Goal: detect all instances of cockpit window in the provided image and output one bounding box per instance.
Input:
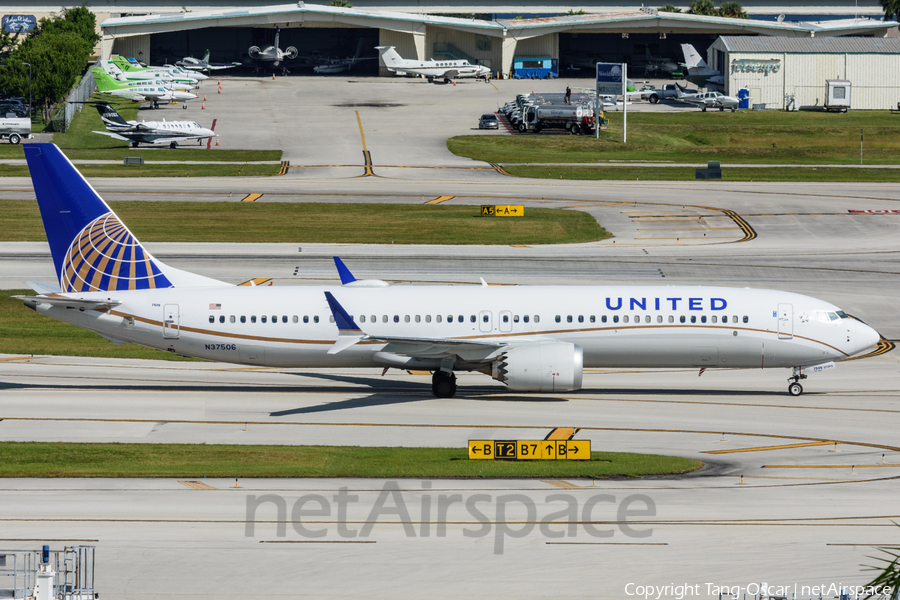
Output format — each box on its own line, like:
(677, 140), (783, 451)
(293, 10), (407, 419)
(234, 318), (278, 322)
(827, 312), (839, 321)
(836, 311), (848, 319)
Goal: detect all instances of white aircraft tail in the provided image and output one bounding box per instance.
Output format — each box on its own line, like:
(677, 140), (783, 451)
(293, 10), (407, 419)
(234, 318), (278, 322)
(201, 49), (210, 64)
(102, 61), (127, 81)
(375, 46), (404, 68)
(680, 44), (708, 70)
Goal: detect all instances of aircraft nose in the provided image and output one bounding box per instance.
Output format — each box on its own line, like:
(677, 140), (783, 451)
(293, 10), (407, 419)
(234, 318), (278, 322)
(854, 321), (881, 354)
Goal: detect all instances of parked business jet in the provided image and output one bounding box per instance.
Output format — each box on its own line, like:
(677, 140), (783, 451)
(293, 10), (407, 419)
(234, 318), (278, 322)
(91, 102), (217, 148)
(376, 46), (491, 82)
(17, 144), (881, 398)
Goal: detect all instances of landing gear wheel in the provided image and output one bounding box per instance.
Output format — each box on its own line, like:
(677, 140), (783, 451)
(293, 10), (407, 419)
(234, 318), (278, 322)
(131, 141), (139, 148)
(183, 104), (187, 110)
(170, 142), (178, 149)
(719, 106), (724, 111)
(432, 371), (457, 398)
(788, 382), (803, 396)
(702, 107), (707, 112)
(731, 107), (736, 112)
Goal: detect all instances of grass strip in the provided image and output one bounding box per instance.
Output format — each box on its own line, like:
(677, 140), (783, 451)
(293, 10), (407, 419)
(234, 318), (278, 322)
(0, 442), (702, 478)
(1, 290), (198, 360)
(4, 95), (281, 162)
(448, 110), (900, 166)
(0, 163), (281, 178)
(504, 165), (900, 182)
(1, 201), (608, 245)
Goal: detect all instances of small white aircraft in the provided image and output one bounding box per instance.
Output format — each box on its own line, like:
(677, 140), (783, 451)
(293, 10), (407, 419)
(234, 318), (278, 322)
(376, 46), (491, 82)
(15, 143), (883, 399)
(176, 49), (240, 74)
(680, 44), (725, 90)
(675, 83), (741, 112)
(248, 26), (298, 73)
(100, 61), (197, 92)
(91, 101), (217, 149)
(91, 67), (197, 109)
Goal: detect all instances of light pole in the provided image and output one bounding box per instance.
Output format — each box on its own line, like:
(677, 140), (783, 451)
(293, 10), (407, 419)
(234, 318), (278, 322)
(21, 62), (31, 119)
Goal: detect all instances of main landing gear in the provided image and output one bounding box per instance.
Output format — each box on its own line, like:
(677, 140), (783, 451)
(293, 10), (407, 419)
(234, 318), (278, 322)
(788, 371), (808, 396)
(432, 370), (457, 398)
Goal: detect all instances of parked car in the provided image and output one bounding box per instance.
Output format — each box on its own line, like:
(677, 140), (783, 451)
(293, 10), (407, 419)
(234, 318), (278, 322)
(479, 113), (499, 129)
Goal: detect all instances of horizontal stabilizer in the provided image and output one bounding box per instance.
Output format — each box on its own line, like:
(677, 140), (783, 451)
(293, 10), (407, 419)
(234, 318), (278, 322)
(13, 295), (122, 311)
(27, 281), (61, 294)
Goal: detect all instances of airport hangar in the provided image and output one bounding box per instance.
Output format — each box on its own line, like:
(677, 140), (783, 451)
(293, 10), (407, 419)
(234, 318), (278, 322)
(91, 4), (897, 79)
(710, 36), (900, 109)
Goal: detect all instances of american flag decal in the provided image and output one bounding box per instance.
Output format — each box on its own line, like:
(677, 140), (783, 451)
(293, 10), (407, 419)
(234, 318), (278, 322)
(210, 303), (221, 310)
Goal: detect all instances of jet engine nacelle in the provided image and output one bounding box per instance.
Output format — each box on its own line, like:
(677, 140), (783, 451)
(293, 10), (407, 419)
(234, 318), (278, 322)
(492, 341), (583, 392)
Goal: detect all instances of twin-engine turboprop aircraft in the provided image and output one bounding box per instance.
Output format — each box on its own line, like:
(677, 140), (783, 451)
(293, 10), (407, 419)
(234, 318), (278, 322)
(376, 46), (491, 82)
(16, 144), (881, 398)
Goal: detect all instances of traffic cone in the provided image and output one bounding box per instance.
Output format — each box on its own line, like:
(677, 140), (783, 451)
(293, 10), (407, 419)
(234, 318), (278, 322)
(201, 103), (205, 109)
(215, 138), (219, 146)
(272, 73), (275, 80)
(203, 95), (207, 101)
(217, 79), (220, 85)
(218, 87), (221, 94)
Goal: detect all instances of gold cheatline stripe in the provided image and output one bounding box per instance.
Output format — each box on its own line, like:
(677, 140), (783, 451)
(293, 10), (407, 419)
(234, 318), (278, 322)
(241, 193), (263, 202)
(705, 441), (835, 454)
(425, 196), (454, 204)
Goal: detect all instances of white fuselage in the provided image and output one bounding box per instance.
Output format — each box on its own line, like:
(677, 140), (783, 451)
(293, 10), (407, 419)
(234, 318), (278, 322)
(35, 285), (876, 370)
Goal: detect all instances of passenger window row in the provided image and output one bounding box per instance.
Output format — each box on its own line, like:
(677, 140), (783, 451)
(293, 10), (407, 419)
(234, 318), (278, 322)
(207, 313), (749, 326)
(554, 314), (750, 324)
(208, 314), (544, 325)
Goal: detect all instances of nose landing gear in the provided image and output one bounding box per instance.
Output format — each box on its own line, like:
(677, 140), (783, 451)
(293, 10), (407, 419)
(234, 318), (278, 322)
(788, 370), (808, 396)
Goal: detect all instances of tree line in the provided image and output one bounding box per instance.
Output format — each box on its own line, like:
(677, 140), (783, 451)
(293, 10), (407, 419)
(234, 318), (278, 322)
(0, 5), (99, 122)
(659, 1), (749, 18)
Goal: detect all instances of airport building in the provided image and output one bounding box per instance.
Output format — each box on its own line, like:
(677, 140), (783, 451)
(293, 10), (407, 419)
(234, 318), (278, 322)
(709, 36), (900, 109)
(86, 4), (897, 79)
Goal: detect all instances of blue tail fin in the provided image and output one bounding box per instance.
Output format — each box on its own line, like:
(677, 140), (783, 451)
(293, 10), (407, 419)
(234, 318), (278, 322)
(24, 143), (174, 293)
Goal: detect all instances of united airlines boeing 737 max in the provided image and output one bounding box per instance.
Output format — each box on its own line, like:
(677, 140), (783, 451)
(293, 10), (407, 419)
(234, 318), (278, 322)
(16, 144), (880, 398)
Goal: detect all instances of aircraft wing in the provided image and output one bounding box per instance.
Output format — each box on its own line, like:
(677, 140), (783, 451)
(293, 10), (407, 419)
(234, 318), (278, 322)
(92, 130), (132, 142)
(323, 291), (506, 359)
(145, 135), (215, 145)
(365, 335), (505, 359)
(105, 90), (146, 101)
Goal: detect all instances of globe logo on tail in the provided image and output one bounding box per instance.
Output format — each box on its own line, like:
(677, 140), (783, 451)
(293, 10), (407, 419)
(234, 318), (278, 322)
(61, 212), (172, 292)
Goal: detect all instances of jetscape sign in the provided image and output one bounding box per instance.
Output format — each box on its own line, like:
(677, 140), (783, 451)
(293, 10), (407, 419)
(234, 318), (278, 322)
(731, 58), (781, 75)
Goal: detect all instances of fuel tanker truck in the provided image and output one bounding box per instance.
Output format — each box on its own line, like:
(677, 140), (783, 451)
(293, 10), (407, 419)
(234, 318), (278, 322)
(516, 103), (605, 135)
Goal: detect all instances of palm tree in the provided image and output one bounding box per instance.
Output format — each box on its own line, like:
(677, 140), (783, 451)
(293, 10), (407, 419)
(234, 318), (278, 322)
(659, 4), (683, 12)
(718, 1), (749, 18)
(879, 0), (900, 21)
(689, 0), (717, 15)
(328, 0), (353, 7)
